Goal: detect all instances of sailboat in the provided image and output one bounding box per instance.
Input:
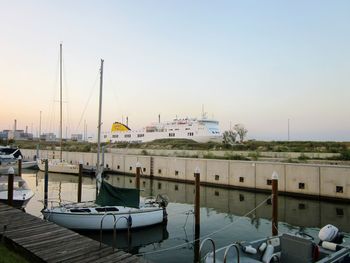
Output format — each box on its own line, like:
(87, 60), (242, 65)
(0, 147), (37, 174)
(0, 168), (34, 208)
(37, 44), (79, 175)
(42, 59), (168, 230)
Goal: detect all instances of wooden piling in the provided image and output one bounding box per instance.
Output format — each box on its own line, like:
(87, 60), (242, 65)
(150, 157), (154, 178)
(194, 167), (200, 263)
(18, 157), (22, 177)
(135, 162), (141, 190)
(44, 159), (49, 209)
(78, 163), (83, 202)
(7, 168), (14, 206)
(272, 171), (279, 236)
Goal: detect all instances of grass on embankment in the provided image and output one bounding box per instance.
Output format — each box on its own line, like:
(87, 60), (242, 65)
(2, 138), (350, 161)
(0, 244), (28, 263)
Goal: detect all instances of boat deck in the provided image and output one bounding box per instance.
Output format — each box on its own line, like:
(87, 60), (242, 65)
(0, 203), (148, 262)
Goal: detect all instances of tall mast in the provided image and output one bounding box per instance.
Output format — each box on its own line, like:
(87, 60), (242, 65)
(59, 43), (63, 161)
(96, 59), (104, 179)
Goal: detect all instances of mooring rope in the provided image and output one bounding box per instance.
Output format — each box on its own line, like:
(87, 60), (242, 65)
(135, 194), (273, 257)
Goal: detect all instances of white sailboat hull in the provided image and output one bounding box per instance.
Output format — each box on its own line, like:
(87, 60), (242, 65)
(0, 176), (34, 208)
(42, 206), (165, 230)
(0, 189), (34, 208)
(37, 159), (79, 174)
(0, 161), (37, 174)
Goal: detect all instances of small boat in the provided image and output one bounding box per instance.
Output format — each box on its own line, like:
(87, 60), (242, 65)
(42, 180), (168, 230)
(0, 146), (22, 163)
(0, 160), (37, 174)
(0, 174), (34, 209)
(37, 159), (79, 174)
(202, 224), (350, 263)
(0, 147), (37, 174)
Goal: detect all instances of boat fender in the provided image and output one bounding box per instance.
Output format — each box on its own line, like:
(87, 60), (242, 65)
(243, 245), (257, 254)
(321, 241), (340, 251)
(259, 242), (267, 252)
(128, 215), (132, 227)
(262, 244), (274, 263)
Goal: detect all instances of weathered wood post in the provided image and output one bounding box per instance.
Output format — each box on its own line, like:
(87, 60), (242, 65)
(272, 171), (279, 236)
(18, 155), (22, 177)
(7, 167), (14, 206)
(194, 167), (201, 263)
(150, 156), (154, 178)
(135, 162), (141, 190)
(44, 159), (49, 209)
(78, 163), (83, 202)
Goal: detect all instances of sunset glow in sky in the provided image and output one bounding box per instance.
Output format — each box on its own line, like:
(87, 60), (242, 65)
(1, 1), (349, 141)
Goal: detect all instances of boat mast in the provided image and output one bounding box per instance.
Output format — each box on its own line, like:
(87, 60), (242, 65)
(96, 59), (104, 194)
(59, 43), (63, 161)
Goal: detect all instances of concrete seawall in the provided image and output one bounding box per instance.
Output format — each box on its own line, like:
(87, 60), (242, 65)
(22, 149), (350, 200)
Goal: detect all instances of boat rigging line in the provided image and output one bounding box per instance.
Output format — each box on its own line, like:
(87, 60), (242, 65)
(74, 70), (100, 133)
(135, 194), (273, 257)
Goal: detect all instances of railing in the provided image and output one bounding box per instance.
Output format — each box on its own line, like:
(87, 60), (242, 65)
(223, 243), (240, 263)
(199, 238), (216, 263)
(100, 213), (132, 251)
(99, 213), (116, 248)
(112, 216), (131, 251)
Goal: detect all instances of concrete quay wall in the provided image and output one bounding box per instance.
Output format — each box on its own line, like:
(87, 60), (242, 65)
(109, 148), (340, 159)
(22, 149), (350, 200)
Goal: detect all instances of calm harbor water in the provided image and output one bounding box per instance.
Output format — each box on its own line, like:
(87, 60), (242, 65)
(22, 170), (350, 263)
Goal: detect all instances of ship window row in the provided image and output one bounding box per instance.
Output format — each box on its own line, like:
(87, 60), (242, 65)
(187, 132), (194, 136)
(124, 134), (131, 138)
(112, 135), (119, 138)
(169, 133), (175, 137)
(137, 134), (144, 137)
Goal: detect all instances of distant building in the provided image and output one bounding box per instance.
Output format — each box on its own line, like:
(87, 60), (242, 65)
(40, 133), (57, 142)
(0, 131), (7, 140)
(0, 129), (33, 141)
(71, 134), (83, 142)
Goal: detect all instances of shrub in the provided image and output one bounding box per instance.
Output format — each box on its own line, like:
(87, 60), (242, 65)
(298, 154), (310, 161)
(248, 151), (260, 161)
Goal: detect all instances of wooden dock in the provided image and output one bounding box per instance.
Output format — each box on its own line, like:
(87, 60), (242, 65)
(0, 203), (146, 262)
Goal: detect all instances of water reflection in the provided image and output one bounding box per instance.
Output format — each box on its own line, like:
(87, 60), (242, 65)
(106, 174), (350, 233)
(21, 171), (350, 263)
(28, 171), (350, 233)
(79, 223), (169, 254)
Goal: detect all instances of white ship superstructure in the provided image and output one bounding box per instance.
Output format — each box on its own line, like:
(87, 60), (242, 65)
(106, 117), (222, 143)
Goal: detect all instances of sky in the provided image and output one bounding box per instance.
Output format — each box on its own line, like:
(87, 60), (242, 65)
(0, 0), (349, 141)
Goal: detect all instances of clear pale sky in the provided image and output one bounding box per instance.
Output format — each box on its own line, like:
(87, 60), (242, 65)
(1, 1), (349, 141)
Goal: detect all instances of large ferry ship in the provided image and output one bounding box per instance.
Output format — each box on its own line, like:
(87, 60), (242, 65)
(105, 117), (222, 143)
